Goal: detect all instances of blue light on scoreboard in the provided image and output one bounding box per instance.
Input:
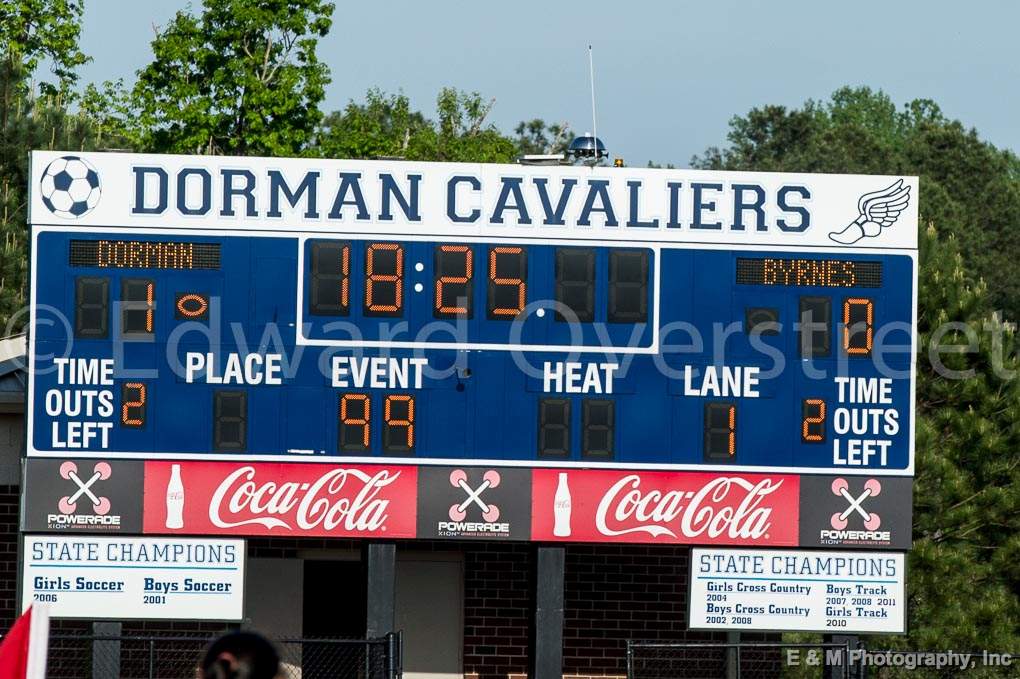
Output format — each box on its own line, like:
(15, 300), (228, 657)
(29, 231), (913, 471)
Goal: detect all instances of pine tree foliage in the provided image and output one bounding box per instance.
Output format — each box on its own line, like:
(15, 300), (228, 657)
(0, 65), (126, 333)
(902, 225), (1020, 652)
(0, 0), (112, 333)
(693, 87), (1020, 313)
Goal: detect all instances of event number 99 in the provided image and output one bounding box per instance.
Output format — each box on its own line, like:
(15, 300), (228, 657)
(338, 393), (415, 453)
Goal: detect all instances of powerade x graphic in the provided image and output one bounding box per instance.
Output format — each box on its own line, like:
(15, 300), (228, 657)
(830, 477), (882, 530)
(26, 152), (918, 475)
(58, 461), (112, 515)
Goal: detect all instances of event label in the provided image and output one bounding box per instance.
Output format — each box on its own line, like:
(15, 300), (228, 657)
(688, 548), (905, 633)
(22, 535), (245, 620)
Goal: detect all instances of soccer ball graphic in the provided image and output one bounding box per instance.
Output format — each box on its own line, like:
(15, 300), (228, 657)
(39, 156), (101, 218)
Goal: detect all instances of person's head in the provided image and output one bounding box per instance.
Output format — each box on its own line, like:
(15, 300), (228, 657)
(199, 631), (280, 679)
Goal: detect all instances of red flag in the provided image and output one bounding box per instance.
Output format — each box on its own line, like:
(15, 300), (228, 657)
(0, 605), (49, 679)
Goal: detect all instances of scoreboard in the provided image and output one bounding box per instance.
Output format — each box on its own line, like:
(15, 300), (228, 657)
(26, 152), (918, 475)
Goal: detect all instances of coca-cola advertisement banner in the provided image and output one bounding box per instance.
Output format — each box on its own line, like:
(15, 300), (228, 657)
(531, 469), (800, 546)
(142, 462), (417, 538)
(21, 461), (903, 548)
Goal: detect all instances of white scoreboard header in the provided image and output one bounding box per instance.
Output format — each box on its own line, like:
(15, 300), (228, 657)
(29, 151), (918, 250)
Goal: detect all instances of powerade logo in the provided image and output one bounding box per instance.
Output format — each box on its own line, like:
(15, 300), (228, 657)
(45, 461), (123, 531)
(438, 521), (510, 535)
(438, 470), (511, 538)
(819, 478), (892, 546)
(46, 514), (121, 527)
(820, 529), (891, 544)
(416, 467), (532, 540)
(23, 459), (144, 534)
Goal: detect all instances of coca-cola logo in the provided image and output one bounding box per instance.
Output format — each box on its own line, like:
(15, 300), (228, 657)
(595, 475), (783, 540)
(209, 466), (401, 532)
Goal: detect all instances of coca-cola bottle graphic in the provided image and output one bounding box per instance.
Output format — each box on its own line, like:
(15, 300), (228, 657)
(165, 464), (184, 529)
(553, 472), (572, 537)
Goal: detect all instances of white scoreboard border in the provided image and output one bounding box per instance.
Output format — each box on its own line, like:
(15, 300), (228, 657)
(26, 224), (918, 476)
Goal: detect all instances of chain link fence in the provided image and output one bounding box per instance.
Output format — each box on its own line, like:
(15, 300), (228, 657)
(627, 641), (855, 679)
(46, 630), (402, 679)
(628, 642), (1020, 679)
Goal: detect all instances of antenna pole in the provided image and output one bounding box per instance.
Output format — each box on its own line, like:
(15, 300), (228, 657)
(588, 45), (598, 156)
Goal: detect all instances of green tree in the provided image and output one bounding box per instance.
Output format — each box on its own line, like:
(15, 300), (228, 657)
(0, 78), (124, 331)
(314, 88), (518, 163)
(314, 89), (431, 160)
(514, 118), (572, 156)
(904, 225), (1020, 654)
(132, 0), (333, 155)
(0, 0), (106, 331)
(782, 227), (1020, 677)
(0, 0), (88, 103)
(693, 87), (1020, 313)
(701, 90), (1020, 662)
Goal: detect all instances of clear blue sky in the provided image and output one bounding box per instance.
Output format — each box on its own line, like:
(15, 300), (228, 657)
(75, 0), (1019, 166)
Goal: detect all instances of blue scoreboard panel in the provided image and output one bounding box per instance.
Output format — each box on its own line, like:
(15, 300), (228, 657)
(27, 153), (918, 475)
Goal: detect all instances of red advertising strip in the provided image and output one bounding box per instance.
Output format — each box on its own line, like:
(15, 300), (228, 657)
(531, 469), (800, 545)
(143, 461), (417, 538)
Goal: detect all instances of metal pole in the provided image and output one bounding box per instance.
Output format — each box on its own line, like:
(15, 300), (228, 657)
(625, 640), (633, 679)
(725, 631), (740, 679)
(91, 622), (121, 679)
(824, 635), (859, 679)
(382, 632), (392, 679)
(365, 542), (397, 638)
(148, 639), (155, 679)
(531, 546), (565, 679)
